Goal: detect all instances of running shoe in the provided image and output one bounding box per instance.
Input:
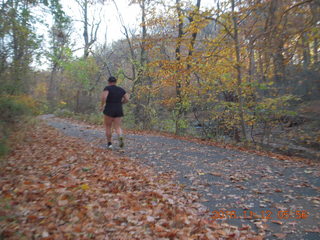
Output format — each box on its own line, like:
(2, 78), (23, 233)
(107, 142), (113, 149)
(119, 136), (124, 148)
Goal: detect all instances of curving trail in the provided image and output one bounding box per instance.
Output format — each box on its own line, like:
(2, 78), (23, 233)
(43, 115), (320, 240)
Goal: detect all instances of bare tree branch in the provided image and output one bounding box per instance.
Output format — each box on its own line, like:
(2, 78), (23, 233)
(283, 0), (313, 14)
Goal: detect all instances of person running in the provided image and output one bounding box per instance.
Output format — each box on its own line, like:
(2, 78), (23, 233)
(100, 76), (129, 149)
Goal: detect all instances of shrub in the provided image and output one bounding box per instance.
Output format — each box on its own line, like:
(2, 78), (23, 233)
(54, 109), (104, 125)
(86, 113), (103, 125)
(54, 108), (75, 118)
(0, 95), (38, 124)
(0, 95), (37, 157)
(0, 122), (9, 157)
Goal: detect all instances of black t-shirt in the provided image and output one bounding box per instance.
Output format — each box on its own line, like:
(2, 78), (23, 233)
(103, 85), (126, 104)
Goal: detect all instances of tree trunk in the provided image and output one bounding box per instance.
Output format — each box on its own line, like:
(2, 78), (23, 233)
(310, 1), (320, 65)
(273, 39), (285, 83)
(248, 39), (256, 83)
(124, 0), (151, 128)
(47, 64), (58, 110)
(231, 0), (247, 141)
(175, 0), (185, 135)
(314, 38), (319, 64)
(83, 0), (89, 58)
(186, 0), (201, 82)
(140, 0), (147, 66)
(302, 32), (311, 69)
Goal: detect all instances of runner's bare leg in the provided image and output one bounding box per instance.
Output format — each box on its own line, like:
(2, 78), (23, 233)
(104, 115), (113, 143)
(113, 117), (123, 137)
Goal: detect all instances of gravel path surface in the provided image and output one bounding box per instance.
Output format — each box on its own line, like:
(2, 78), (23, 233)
(42, 115), (320, 240)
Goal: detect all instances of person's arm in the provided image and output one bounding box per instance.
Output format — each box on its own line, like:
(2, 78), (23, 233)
(122, 93), (129, 104)
(100, 90), (108, 112)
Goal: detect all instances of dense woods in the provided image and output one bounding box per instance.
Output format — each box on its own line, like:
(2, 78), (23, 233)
(1, 0), (319, 158)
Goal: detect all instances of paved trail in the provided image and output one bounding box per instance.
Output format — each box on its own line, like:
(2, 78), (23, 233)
(43, 115), (320, 240)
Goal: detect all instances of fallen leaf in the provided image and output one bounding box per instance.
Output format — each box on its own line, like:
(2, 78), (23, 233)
(273, 233), (286, 238)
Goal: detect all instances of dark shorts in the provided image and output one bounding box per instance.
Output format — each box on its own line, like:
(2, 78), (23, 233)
(103, 103), (124, 118)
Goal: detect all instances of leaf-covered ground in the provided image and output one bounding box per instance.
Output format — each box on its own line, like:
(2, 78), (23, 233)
(0, 122), (260, 239)
(43, 115), (320, 240)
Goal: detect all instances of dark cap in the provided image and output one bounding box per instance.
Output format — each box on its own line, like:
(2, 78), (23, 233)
(108, 76), (117, 83)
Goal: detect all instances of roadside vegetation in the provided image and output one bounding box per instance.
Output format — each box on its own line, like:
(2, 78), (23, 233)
(1, 0), (319, 160)
(0, 95), (38, 158)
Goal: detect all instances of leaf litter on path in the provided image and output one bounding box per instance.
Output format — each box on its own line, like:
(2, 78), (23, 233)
(42, 116), (320, 239)
(0, 123), (260, 239)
